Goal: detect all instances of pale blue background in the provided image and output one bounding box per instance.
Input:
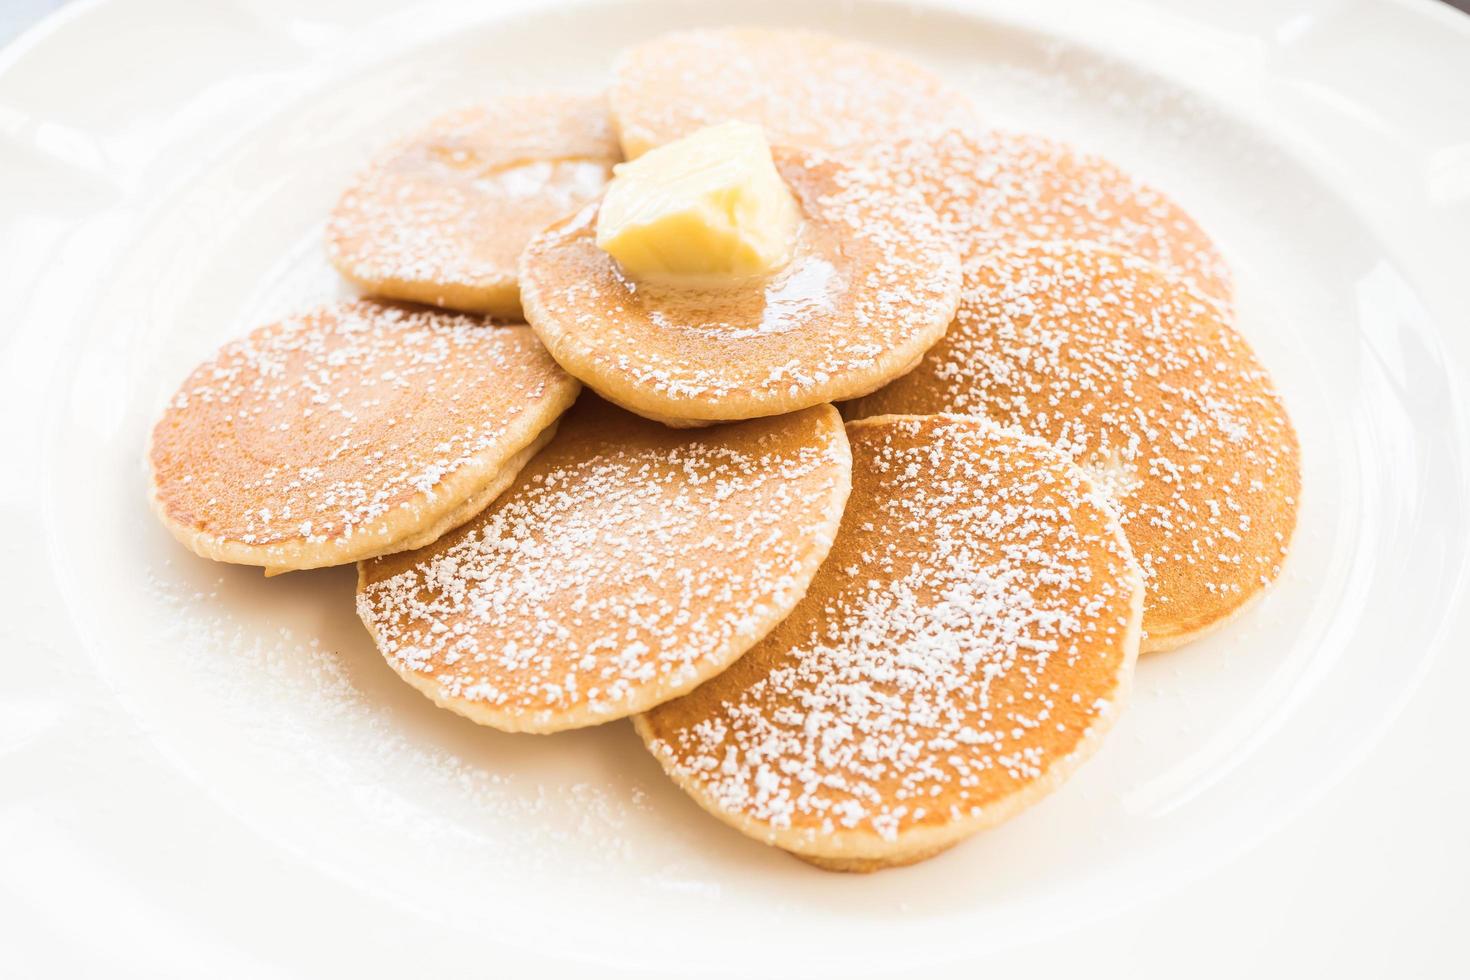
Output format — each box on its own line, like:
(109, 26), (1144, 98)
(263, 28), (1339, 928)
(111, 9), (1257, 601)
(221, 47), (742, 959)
(2, 0), (66, 46)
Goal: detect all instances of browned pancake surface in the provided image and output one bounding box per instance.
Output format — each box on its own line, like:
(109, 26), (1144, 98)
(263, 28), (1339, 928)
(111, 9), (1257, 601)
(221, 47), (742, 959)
(149, 300), (579, 570)
(637, 415), (1142, 868)
(326, 92), (621, 318)
(878, 128), (1233, 307)
(519, 146), (959, 424)
(609, 28), (980, 161)
(356, 398), (852, 732)
(846, 245), (1299, 650)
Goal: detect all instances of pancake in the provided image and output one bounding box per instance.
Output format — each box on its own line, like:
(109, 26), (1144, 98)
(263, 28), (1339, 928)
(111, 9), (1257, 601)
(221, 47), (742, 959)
(326, 91), (621, 319)
(608, 28), (980, 163)
(845, 244), (1299, 652)
(878, 128), (1233, 308)
(148, 300), (579, 573)
(518, 145), (960, 425)
(355, 397), (852, 733)
(635, 414), (1143, 871)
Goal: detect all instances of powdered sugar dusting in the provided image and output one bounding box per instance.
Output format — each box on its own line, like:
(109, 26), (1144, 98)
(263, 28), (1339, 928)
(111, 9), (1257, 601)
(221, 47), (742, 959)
(609, 28), (981, 161)
(642, 416), (1140, 844)
(150, 300), (574, 553)
(140, 565), (657, 873)
(876, 128), (1233, 306)
(326, 93), (620, 311)
(848, 244), (1299, 637)
(357, 402), (851, 727)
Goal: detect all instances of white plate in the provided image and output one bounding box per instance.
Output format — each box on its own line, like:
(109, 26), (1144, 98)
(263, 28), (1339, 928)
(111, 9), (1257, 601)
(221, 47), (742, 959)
(3, 1), (1468, 976)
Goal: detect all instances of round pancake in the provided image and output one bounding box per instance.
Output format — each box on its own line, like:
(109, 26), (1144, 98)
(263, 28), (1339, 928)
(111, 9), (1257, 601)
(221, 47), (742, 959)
(355, 398), (852, 733)
(608, 28), (980, 163)
(326, 91), (621, 319)
(878, 128), (1233, 308)
(518, 145), (960, 425)
(149, 300), (580, 573)
(845, 244), (1299, 652)
(635, 414), (1143, 871)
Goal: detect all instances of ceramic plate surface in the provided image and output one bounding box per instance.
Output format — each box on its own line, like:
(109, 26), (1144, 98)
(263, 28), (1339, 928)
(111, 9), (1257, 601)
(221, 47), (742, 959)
(2, 1), (1468, 976)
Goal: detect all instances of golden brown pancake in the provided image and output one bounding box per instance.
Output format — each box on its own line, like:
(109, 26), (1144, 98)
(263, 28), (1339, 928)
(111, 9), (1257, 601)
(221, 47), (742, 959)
(518, 146), (960, 425)
(608, 28), (980, 162)
(636, 414), (1143, 871)
(326, 91), (621, 319)
(878, 128), (1233, 308)
(355, 397), (852, 733)
(845, 244), (1299, 652)
(148, 300), (579, 572)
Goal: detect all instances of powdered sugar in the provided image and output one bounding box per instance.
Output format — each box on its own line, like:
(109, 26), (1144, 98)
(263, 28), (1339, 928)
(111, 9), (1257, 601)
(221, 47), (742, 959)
(847, 244), (1298, 639)
(876, 128), (1234, 307)
(609, 28), (981, 161)
(642, 416), (1140, 844)
(326, 93), (620, 313)
(150, 300), (573, 554)
(357, 402), (851, 728)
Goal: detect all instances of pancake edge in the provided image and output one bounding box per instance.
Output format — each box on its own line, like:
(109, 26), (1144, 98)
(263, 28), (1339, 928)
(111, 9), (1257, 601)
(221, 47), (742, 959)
(329, 266), (524, 321)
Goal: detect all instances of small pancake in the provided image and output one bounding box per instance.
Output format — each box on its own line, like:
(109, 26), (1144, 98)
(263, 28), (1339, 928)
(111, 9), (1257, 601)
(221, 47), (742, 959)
(878, 128), (1233, 308)
(326, 91), (621, 319)
(636, 414), (1143, 871)
(845, 244), (1300, 652)
(518, 146), (960, 425)
(355, 398), (852, 733)
(149, 300), (580, 572)
(609, 28), (980, 162)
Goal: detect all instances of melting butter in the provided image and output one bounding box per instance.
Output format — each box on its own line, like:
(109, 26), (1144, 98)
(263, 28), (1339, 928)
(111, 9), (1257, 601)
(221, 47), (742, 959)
(595, 122), (801, 283)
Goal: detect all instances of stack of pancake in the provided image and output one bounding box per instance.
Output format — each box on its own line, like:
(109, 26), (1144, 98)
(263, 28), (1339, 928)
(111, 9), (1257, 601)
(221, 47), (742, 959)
(148, 29), (1299, 872)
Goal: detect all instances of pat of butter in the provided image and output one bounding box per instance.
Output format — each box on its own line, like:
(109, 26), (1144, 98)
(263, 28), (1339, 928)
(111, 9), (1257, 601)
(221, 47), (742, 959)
(595, 122), (801, 282)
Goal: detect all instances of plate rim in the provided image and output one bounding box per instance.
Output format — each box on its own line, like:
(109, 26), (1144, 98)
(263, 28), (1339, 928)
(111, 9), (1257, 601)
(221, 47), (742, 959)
(3, 0), (1469, 975)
